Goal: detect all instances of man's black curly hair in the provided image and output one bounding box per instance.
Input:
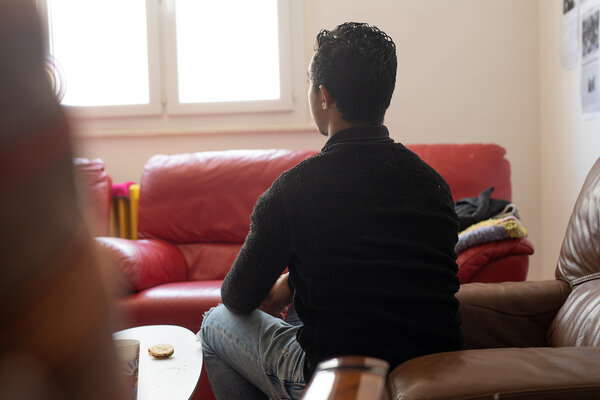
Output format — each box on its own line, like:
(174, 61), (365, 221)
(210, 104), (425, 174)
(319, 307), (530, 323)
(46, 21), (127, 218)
(311, 22), (397, 125)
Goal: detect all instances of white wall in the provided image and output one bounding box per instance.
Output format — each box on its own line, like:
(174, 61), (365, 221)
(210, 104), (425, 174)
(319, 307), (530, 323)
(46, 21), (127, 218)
(74, 0), (545, 278)
(539, 0), (600, 279)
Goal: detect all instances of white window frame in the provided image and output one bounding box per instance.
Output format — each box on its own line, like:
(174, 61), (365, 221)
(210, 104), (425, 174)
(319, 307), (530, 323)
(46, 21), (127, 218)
(39, 0), (163, 118)
(163, 0), (294, 115)
(36, 0), (295, 121)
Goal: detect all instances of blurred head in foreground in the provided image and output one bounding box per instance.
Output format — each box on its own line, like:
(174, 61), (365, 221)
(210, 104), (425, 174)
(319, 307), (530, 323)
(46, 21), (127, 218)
(0, 1), (126, 398)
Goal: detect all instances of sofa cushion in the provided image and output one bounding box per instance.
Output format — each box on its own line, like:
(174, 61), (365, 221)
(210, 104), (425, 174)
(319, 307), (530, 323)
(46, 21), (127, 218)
(177, 242), (242, 281)
(550, 157), (600, 347)
(407, 143), (511, 202)
(387, 347), (600, 400)
(116, 280), (222, 333)
(138, 149), (318, 243)
(547, 281), (600, 347)
(96, 237), (188, 292)
(556, 158), (600, 285)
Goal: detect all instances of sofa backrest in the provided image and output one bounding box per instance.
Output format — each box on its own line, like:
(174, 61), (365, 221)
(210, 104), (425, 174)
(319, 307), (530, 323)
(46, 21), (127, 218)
(138, 149), (318, 279)
(408, 143), (511, 202)
(137, 144), (511, 280)
(138, 149), (319, 243)
(547, 157), (600, 347)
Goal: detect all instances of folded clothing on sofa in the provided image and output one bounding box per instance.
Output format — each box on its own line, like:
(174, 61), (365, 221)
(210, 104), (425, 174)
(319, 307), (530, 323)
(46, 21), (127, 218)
(455, 187), (511, 231)
(455, 216), (528, 254)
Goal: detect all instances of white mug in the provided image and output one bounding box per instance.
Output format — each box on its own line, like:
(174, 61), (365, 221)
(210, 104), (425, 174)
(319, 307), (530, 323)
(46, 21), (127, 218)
(114, 339), (140, 400)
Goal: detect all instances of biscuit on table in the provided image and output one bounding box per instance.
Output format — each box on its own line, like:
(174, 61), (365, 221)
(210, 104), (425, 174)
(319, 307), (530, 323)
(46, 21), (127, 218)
(148, 343), (174, 359)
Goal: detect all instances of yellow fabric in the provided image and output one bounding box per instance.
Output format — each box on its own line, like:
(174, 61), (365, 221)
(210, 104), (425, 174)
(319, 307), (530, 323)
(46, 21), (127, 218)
(108, 184), (139, 239)
(129, 184), (140, 240)
(117, 197), (128, 238)
(503, 219), (528, 238)
(459, 216), (528, 239)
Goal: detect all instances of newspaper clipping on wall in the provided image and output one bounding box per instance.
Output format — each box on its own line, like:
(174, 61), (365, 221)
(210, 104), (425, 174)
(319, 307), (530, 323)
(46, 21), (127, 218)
(562, 0), (579, 69)
(581, 0), (600, 117)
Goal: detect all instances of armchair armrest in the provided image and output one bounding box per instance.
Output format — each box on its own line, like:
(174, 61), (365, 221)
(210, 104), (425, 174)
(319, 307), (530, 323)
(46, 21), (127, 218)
(303, 356), (389, 400)
(387, 347), (600, 400)
(95, 237), (187, 293)
(458, 279), (571, 348)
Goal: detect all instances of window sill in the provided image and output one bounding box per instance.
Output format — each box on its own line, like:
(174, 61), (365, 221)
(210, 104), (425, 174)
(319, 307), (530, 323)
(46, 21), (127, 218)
(72, 123), (317, 138)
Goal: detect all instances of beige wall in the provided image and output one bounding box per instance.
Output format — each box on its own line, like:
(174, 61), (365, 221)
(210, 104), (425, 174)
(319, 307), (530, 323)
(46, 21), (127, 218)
(539, 0), (600, 279)
(75, 1), (546, 278)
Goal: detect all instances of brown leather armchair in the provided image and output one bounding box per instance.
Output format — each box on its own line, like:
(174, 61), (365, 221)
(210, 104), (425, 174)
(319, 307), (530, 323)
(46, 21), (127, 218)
(305, 157), (600, 400)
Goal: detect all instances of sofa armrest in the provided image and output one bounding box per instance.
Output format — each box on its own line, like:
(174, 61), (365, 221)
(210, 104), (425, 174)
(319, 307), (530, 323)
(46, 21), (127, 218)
(387, 347), (600, 400)
(457, 238), (534, 283)
(303, 356), (389, 400)
(95, 237), (188, 293)
(73, 157), (112, 236)
(458, 279), (571, 349)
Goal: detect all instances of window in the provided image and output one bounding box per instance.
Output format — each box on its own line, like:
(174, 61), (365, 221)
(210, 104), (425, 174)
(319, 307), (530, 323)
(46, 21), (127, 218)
(44, 0), (160, 117)
(37, 0), (297, 122)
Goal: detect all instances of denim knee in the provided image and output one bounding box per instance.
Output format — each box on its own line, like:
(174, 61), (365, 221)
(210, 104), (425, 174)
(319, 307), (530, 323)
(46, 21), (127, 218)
(198, 304), (224, 350)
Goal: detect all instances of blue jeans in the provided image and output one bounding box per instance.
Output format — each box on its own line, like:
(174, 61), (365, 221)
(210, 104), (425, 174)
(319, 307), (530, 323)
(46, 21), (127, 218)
(198, 304), (306, 400)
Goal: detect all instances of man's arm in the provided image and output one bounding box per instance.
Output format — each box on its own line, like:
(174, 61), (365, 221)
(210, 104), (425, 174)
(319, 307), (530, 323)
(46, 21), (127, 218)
(220, 183), (292, 313)
(258, 272), (293, 317)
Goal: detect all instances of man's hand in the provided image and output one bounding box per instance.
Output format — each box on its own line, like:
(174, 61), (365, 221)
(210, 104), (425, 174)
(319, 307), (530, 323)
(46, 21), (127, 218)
(258, 272), (293, 318)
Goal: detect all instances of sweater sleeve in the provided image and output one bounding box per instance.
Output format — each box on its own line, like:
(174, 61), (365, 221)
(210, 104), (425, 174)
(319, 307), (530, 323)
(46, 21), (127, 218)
(221, 181), (291, 313)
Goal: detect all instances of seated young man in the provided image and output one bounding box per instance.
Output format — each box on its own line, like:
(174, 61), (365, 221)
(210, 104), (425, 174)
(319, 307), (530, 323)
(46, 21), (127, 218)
(199, 22), (463, 400)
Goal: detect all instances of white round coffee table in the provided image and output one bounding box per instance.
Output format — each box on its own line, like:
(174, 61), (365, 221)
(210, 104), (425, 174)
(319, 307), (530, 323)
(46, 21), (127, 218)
(113, 325), (203, 400)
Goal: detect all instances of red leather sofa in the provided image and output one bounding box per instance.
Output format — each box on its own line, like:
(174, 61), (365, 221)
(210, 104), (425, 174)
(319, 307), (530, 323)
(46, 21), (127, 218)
(96, 144), (533, 400)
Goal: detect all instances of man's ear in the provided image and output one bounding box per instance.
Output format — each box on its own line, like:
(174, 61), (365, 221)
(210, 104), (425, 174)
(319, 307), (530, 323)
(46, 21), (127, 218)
(319, 85), (335, 109)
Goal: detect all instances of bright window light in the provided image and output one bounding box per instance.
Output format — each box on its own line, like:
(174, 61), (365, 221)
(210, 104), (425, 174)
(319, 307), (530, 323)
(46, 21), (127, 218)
(47, 0), (150, 106)
(174, 0), (281, 103)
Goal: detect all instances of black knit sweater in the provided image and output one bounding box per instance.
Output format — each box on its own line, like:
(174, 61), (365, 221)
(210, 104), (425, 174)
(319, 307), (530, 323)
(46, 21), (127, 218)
(221, 125), (464, 379)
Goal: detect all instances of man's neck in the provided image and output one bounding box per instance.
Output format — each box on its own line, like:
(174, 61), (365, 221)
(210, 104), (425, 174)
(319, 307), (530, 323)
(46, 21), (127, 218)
(326, 117), (371, 138)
